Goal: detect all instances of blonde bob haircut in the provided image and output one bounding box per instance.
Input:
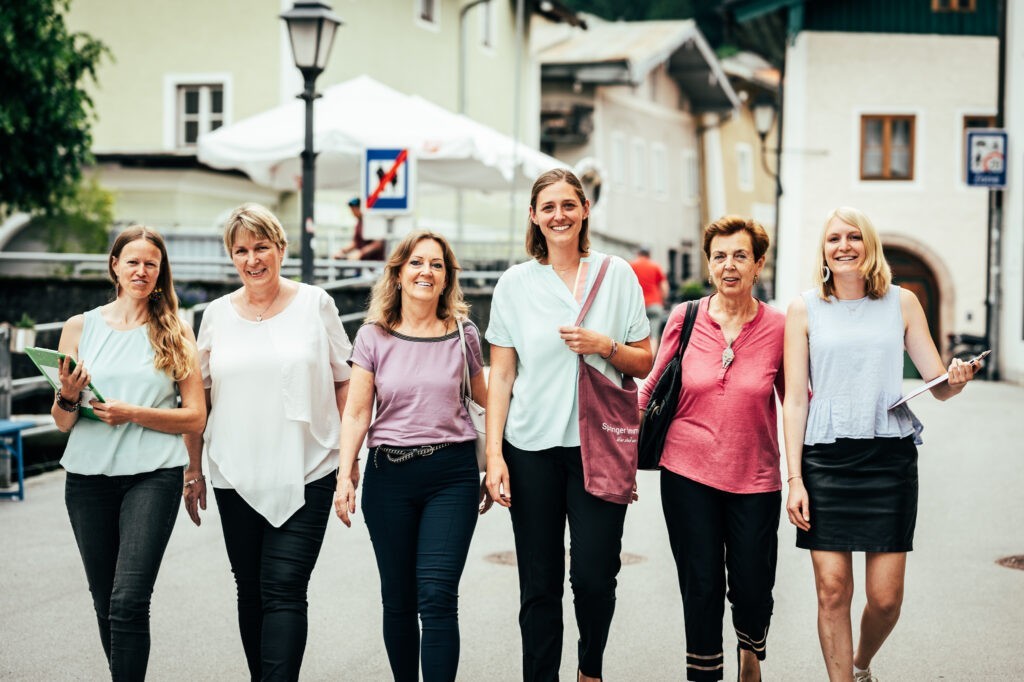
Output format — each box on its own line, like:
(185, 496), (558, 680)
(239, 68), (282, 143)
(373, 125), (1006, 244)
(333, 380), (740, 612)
(525, 167), (590, 260)
(815, 206), (892, 300)
(365, 230), (469, 332)
(108, 226), (195, 381)
(223, 203), (288, 255)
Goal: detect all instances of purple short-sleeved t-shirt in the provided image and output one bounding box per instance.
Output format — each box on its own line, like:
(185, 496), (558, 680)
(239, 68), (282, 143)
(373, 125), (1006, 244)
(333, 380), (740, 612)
(350, 322), (483, 447)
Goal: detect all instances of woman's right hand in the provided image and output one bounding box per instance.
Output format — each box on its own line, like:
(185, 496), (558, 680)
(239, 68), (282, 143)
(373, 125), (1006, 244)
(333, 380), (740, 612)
(57, 355), (90, 401)
(786, 478), (811, 531)
(334, 471), (358, 527)
(485, 454), (511, 508)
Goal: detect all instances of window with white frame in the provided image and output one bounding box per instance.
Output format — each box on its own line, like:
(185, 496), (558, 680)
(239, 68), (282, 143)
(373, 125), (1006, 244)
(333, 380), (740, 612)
(610, 133), (626, 186)
(736, 143), (754, 192)
(417, 0), (439, 27)
(651, 144), (668, 197)
(631, 138), (647, 193)
(860, 114), (915, 181)
(682, 149), (699, 202)
(176, 84), (224, 148)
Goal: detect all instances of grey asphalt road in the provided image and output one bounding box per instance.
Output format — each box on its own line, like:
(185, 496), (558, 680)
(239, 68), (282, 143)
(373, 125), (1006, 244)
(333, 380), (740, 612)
(1, 379), (1022, 680)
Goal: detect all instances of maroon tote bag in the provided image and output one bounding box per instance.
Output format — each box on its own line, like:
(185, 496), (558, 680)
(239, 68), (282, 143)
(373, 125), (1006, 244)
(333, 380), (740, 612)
(575, 256), (639, 505)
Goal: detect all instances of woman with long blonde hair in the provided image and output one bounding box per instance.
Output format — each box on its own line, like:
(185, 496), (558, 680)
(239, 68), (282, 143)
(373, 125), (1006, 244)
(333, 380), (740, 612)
(54, 225), (206, 679)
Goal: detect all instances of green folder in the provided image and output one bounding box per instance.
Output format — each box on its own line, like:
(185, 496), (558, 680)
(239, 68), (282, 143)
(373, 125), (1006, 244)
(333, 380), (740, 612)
(24, 347), (106, 421)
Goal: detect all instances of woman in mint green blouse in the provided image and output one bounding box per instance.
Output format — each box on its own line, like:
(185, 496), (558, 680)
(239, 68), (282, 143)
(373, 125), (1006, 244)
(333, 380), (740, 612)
(53, 226), (205, 680)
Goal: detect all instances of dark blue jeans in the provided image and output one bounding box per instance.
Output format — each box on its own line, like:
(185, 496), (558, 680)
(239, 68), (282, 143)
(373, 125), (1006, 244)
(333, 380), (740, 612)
(362, 440), (479, 682)
(214, 471), (336, 682)
(65, 466), (183, 681)
(504, 442), (628, 682)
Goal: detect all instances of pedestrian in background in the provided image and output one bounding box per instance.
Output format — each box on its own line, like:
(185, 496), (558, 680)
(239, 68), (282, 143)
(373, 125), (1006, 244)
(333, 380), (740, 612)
(335, 230), (489, 682)
(640, 216), (784, 682)
(782, 206), (981, 682)
(630, 246), (669, 352)
(485, 168), (652, 682)
(333, 197), (385, 261)
(54, 226), (206, 680)
(185, 203), (352, 681)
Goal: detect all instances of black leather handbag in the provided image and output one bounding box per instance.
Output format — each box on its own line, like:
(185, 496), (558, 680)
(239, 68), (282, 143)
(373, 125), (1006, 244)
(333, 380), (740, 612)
(637, 300), (699, 470)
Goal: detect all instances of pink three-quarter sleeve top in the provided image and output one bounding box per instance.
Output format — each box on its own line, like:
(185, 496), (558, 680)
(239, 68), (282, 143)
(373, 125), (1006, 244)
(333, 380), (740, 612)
(639, 296), (785, 494)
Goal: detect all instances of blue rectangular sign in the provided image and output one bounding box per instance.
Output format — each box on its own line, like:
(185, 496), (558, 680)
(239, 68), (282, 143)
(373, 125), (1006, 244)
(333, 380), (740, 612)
(965, 129), (1007, 189)
(362, 148), (413, 212)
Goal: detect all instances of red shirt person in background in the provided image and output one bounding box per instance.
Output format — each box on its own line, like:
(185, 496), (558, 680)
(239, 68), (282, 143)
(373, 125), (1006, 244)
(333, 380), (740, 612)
(333, 198), (385, 261)
(630, 247), (669, 351)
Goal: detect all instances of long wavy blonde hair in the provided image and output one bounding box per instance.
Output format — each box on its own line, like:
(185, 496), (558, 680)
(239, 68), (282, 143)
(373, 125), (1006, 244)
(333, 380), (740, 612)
(365, 231), (469, 331)
(108, 226), (195, 380)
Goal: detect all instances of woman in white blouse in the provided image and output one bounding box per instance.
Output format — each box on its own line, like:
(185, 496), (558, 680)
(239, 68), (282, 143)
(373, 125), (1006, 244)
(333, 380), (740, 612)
(185, 203), (352, 681)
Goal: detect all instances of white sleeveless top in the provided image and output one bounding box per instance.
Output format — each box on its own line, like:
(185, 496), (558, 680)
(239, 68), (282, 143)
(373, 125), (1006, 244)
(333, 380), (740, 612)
(62, 308), (188, 475)
(803, 285), (923, 446)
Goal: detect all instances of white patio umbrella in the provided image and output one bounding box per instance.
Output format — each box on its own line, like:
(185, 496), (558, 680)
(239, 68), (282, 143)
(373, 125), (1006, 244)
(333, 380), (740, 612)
(197, 75), (563, 193)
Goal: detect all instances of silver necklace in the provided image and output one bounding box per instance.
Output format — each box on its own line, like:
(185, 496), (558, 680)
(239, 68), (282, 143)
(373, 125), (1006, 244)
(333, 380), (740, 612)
(722, 342), (735, 370)
(248, 287), (281, 322)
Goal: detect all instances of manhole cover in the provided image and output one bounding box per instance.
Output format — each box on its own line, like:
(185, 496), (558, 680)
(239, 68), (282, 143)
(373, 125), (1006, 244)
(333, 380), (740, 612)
(996, 555), (1024, 571)
(484, 551), (646, 566)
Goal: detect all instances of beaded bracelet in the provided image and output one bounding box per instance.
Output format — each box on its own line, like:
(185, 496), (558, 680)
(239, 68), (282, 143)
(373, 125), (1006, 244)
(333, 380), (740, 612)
(55, 390), (81, 413)
(184, 474), (206, 488)
(601, 339), (619, 360)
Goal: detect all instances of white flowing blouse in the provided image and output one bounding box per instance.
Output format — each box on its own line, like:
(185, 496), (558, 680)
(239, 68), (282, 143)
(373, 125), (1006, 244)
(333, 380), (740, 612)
(197, 283), (352, 526)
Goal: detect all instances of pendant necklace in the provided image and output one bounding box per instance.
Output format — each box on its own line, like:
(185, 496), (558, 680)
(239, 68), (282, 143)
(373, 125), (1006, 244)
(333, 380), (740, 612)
(722, 342), (735, 370)
(249, 287), (281, 322)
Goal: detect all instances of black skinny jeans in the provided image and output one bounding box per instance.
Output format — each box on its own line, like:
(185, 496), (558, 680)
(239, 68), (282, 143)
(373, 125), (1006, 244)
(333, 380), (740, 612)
(65, 466), (183, 681)
(660, 470), (781, 681)
(214, 471), (335, 682)
(362, 441), (480, 682)
(505, 442), (628, 682)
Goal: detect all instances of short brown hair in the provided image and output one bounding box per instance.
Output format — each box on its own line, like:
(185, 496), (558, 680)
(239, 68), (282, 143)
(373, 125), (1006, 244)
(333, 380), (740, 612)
(223, 203), (288, 254)
(702, 215), (770, 261)
(525, 168), (590, 260)
(365, 231), (469, 331)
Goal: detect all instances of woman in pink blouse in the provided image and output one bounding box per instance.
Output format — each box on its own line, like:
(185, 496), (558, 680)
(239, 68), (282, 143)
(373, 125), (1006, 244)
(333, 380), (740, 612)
(335, 230), (489, 682)
(639, 216), (785, 682)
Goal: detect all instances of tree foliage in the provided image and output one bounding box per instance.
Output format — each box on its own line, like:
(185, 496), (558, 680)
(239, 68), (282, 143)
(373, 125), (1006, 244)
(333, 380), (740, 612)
(0, 0), (108, 220)
(32, 176), (114, 253)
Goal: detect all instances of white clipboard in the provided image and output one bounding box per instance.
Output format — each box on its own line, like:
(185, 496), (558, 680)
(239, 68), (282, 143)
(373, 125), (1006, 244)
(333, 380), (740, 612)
(888, 350), (989, 409)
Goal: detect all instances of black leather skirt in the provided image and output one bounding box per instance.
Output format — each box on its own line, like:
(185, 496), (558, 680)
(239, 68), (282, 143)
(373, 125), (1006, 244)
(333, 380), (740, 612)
(796, 436), (918, 553)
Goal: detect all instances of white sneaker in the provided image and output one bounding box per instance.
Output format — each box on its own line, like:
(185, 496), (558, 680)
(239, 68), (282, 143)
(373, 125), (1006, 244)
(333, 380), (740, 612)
(853, 669), (877, 682)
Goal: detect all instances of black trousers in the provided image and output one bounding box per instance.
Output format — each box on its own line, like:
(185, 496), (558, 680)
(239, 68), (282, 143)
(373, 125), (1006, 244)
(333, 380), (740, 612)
(214, 471), (335, 682)
(660, 471), (780, 681)
(65, 467), (182, 681)
(505, 441), (628, 681)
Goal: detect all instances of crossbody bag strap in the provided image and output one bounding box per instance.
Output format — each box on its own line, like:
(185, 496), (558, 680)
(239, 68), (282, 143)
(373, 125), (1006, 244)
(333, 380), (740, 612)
(676, 300), (699, 359)
(456, 318), (472, 401)
(573, 256), (612, 327)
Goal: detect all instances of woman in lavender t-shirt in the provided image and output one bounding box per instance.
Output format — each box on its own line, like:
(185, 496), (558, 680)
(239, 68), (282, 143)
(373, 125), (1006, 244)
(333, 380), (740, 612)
(335, 230), (489, 682)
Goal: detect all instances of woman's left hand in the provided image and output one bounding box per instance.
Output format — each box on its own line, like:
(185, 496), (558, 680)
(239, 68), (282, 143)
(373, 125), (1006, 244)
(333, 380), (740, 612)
(558, 325), (611, 357)
(89, 398), (136, 426)
(183, 470), (206, 527)
(947, 356), (979, 388)
(630, 481), (639, 503)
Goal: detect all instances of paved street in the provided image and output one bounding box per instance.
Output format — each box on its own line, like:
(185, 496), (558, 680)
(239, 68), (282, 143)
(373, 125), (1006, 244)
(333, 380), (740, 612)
(1, 379), (1022, 681)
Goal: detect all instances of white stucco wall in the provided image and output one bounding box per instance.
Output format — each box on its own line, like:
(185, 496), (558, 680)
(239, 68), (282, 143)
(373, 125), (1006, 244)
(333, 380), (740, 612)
(776, 31), (997, 346)
(1000, 2), (1024, 383)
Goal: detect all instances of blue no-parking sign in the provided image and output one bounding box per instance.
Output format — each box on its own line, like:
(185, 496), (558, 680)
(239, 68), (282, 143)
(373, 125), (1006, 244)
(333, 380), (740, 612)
(965, 129), (1007, 188)
(362, 148), (415, 213)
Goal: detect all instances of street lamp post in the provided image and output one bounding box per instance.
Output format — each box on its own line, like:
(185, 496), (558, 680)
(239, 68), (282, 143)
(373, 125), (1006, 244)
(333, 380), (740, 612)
(280, 2), (342, 283)
(752, 95), (781, 301)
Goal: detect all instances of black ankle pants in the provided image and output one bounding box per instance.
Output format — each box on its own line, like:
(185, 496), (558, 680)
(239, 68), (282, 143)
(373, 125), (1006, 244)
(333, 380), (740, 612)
(661, 471), (780, 681)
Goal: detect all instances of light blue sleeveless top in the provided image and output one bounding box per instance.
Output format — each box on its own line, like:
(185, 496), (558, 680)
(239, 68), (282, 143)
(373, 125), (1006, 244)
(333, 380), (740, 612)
(803, 285), (923, 446)
(61, 307), (188, 475)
